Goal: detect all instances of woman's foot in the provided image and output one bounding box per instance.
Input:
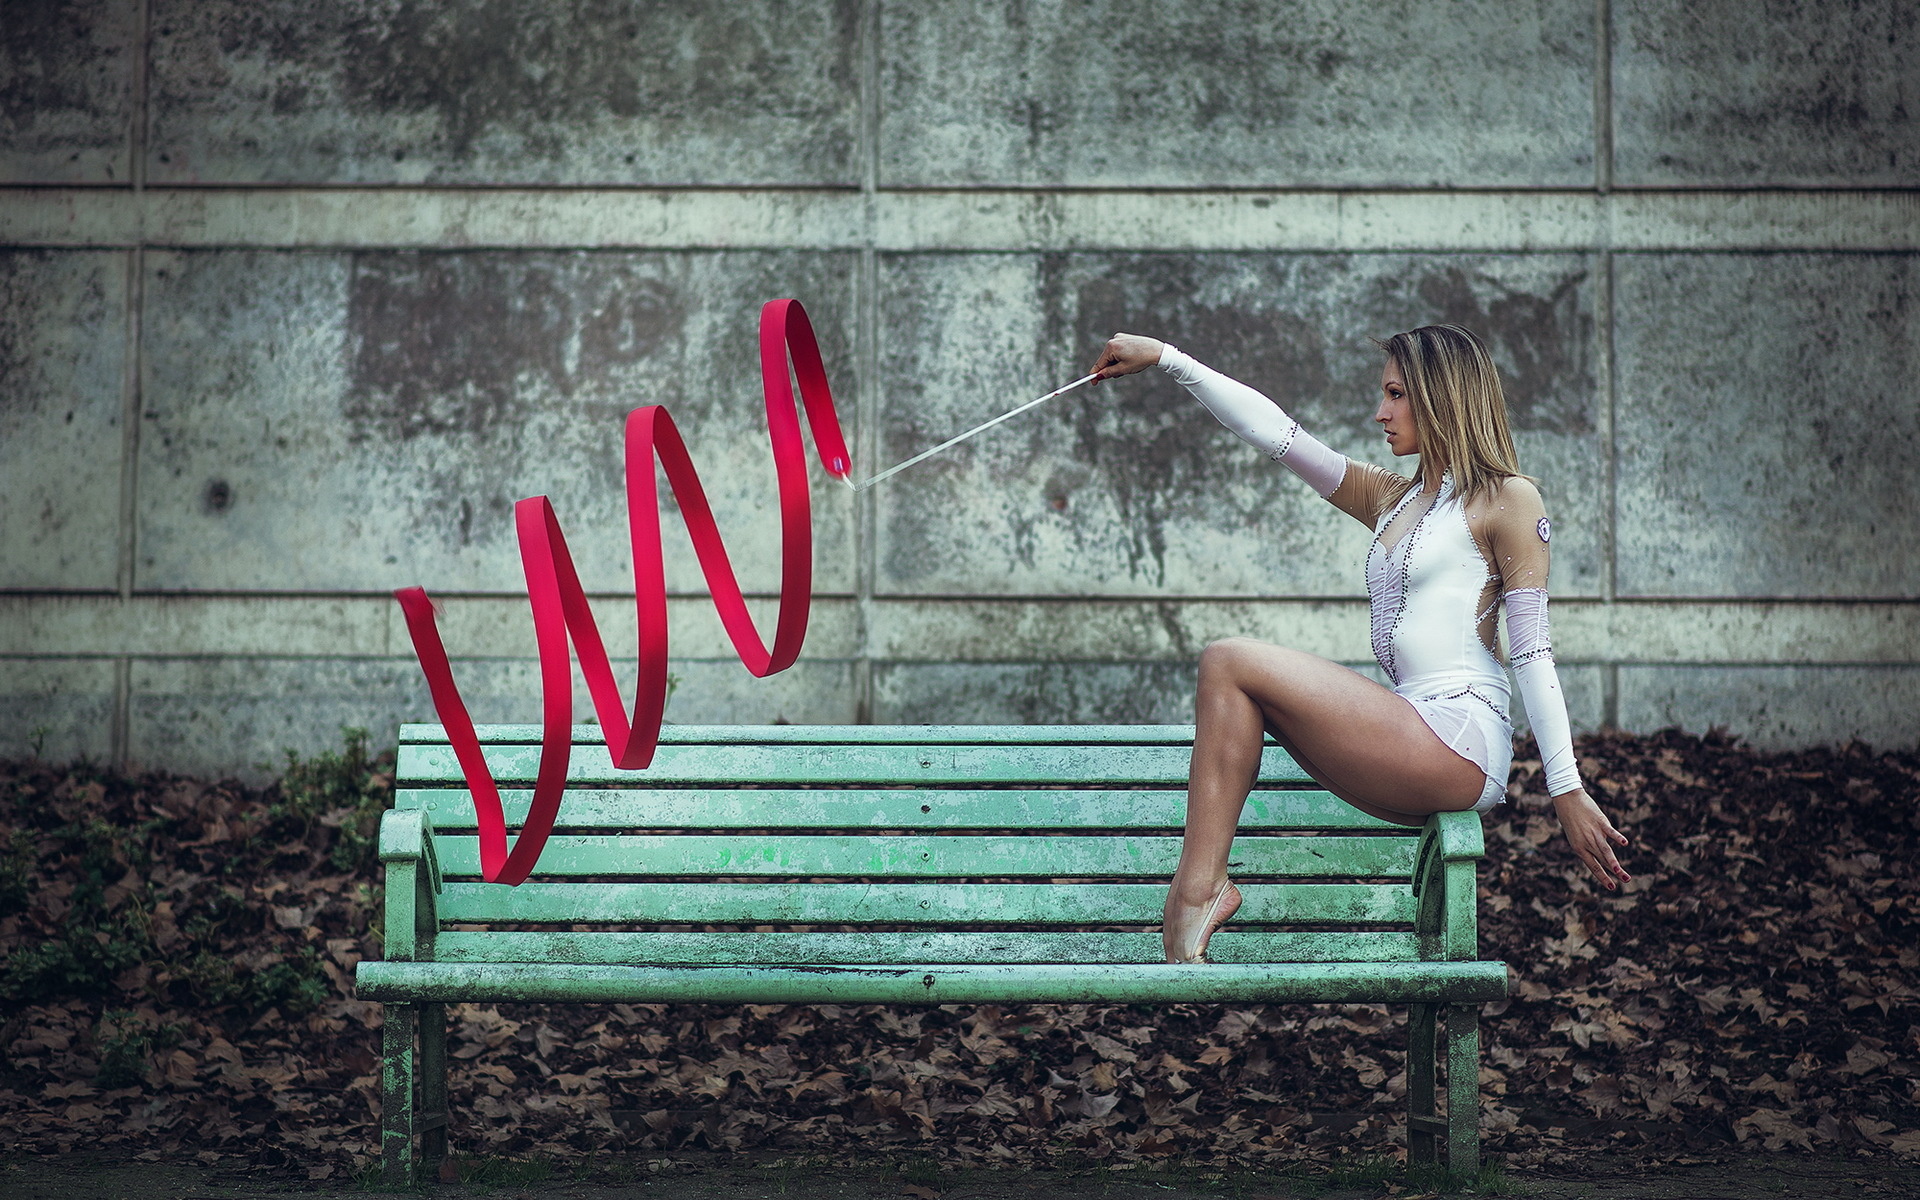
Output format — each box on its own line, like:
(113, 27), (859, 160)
(1162, 879), (1241, 963)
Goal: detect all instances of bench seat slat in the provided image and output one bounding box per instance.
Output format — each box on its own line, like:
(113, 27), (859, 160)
(397, 743), (1311, 786)
(358, 959), (1508, 1005)
(429, 834), (1416, 878)
(431, 930), (1425, 965)
(438, 881), (1415, 925)
(400, 788), (1401, 831)
(400, 723), (1216, 747)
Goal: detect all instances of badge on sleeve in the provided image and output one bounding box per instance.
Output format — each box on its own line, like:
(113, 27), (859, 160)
(1536, 517), (1553, 543)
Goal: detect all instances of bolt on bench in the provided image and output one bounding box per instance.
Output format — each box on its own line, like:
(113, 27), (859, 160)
(355, 724), (1506, 1185)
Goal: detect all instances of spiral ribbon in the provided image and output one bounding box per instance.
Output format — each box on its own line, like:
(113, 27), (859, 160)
(393, 299), (852, 886)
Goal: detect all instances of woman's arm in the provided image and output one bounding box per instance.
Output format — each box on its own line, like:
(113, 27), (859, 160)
(1487, 480), (1632, 890)
(1091, 334), (1400, 525)
(1155, 343), (1347, 493)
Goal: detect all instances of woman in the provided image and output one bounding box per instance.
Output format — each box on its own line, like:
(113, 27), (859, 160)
(1087, 326), (1632, 964)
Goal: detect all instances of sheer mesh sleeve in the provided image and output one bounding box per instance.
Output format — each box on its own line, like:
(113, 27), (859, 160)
(1489, 480), (1583, 797)
(1331, 461), (1414, 528)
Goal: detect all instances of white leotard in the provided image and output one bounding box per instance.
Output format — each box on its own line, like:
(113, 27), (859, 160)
(1158, 344), (1584, 808)
(1365, 475), (1518, 809)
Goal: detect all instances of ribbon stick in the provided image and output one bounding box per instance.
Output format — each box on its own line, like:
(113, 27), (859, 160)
(842, 373), (1098, 492)
(393, 299), (851, 886)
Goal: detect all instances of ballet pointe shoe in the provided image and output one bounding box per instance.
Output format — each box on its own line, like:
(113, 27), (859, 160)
(1162, 880), (1241, 964)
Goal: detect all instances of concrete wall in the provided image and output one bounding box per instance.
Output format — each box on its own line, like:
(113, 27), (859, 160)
(2, 0), (1915, 776)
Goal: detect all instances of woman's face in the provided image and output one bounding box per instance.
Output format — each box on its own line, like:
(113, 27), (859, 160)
(1376, 359), (1418, 457)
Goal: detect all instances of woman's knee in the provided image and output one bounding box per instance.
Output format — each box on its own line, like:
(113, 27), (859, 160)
(1197, 636), (1264, 680)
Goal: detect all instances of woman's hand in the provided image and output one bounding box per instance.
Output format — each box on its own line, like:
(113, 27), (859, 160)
(1552, 789), (1632, 890)
(1090, 333), (1165, 382)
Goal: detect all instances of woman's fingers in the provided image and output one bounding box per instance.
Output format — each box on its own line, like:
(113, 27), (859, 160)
(1578, 839), (1623, 889)
(1594, 840), (1630, 886)
(1555, 790), (1631, 890)
(1586, 831), (1630, 887)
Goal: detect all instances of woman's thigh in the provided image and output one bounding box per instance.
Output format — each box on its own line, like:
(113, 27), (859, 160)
(1200, 637), (1485, 817)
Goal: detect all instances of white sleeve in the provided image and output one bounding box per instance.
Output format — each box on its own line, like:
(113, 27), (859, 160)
(1505, 587), (1583, 797)
(1157, 343), (1348, 498)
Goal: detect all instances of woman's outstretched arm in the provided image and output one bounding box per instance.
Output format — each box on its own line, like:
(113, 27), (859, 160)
(1091, 333), (1402, 526)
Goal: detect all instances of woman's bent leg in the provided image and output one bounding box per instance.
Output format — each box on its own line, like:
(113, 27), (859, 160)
(1168, 638), (1486, 936)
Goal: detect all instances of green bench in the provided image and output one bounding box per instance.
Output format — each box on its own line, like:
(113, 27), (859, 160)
(355, 723), (1505, 1185)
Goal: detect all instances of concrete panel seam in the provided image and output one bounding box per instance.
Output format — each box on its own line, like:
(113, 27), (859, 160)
(1599, 251), (1616, 606)
(112, 0), (148, 774)
(116, 247), (143, 598)
(1594, 0), (1612, 194)
(130, 0), (149, 190)
(110, 656), (128, 768)
(853, 0), (881, 725)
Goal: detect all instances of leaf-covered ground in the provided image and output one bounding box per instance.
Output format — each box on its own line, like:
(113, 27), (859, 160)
(1, 729), (1915, 1181)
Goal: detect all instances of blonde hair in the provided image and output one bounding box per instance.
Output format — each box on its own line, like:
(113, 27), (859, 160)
(1374, 324), (1522, 503)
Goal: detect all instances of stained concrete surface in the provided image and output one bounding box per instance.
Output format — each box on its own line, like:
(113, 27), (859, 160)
(144, 0), (861, 185)
(1618, 665), (1920, 753)
(880, 0), (1595, 188)
(874, 252), (1603, 598)
(135, 249), (860, 595)
(875, 659), (1606, 741)
(1614, 0), (1920, 187)
(3, 1), (1917, 766)
(0, 657), (117, 766)
(873, 660), (1202, 727)
(1613, 253), (1920, 599)
(0, 0), (136, 183)
(117, 656), (859, 780)
(0, 250), (128, 590)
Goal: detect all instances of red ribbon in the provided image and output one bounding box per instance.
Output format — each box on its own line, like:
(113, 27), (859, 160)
(393, 299), (852, 885)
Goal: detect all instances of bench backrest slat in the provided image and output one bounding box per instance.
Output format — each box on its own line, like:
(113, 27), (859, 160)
(402, 724), (1226, 746)
(431, 929), (1426, 966)
(396, 742), (1312, 786)
(427, 833), (1416, 878)
(400, 787), (1398, 831)
(437, 881), (1416, 925)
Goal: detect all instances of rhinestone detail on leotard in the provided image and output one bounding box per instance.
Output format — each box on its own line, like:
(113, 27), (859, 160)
(1366, 479), (1435, 687)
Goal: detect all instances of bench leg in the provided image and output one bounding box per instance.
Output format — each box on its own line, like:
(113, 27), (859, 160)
(1444, 1003), (1482, 1177)
(1406, 1002), (1440, 1166)
(419, 1002), (449, 1170)
(381, 1002), (418, 1187)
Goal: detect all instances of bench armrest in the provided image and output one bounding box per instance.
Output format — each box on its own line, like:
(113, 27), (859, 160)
(378, 808), (443, 962)
(1412, 810), (1484, 962)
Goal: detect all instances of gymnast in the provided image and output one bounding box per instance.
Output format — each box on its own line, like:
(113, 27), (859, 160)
(1088, 326), (1632, 964)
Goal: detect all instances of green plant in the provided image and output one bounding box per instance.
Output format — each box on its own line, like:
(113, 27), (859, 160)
(1, 912), (149, 1007)
(347, 1160), (392, 1192)
(0, 829), (33, 916)
(92, 1009), (184, 1088)
(1, 812), (153, 1008)
(455, 1155), (558, 1188)
(269, 727), (395, 873)
(1413, 1159), (1513, 1195)
(177, 945), (330, 1016)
